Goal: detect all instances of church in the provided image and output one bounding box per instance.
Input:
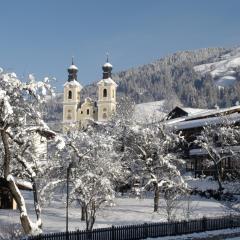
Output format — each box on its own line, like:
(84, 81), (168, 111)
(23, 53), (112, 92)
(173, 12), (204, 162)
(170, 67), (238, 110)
(62, 57), (117, 131)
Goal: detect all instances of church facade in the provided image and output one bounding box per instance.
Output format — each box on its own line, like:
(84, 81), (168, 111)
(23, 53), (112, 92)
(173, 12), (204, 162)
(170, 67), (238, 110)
(62, 58), (117, 131)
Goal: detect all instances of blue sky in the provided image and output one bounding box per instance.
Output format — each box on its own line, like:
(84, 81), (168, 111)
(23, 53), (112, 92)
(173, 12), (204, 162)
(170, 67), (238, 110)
(0, 0), (240, 91)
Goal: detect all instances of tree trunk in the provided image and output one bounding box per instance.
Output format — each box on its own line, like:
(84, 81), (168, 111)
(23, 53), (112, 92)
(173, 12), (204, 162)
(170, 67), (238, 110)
(1, 130), (41, 235)
(81, 205), (86, 221)
(154, 185), (160, 212)
(1, 130), (11, 178)
(85, 202), (96, 231)
(32, 177), (42, 227)
(8, 175), (42, 235)
(214, 161), (223, 193)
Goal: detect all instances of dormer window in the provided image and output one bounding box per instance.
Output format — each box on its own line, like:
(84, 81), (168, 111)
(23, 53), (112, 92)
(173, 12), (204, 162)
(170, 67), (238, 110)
(68, 90), (72, 99)
(103, 89), (107, 97)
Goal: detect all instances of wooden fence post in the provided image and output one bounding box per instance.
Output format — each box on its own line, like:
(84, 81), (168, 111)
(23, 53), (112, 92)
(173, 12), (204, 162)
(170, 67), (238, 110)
(76, 229), (80, 240)
(174, 222), (178, 235)
(202, 217), (207, 231)
(112, 225), (116, 240)
(87, 230), (92, 240)
(144, 223), (148, 239)
(230, 214), (233, 228)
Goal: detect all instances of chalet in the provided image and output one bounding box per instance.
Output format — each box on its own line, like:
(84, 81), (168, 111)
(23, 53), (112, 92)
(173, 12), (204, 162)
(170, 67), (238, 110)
(166, 105), (240, 178)
(0, 178), (32, 209)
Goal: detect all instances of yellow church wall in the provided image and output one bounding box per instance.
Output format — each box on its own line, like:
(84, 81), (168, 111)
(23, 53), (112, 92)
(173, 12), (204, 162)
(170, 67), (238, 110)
(63, 83), (81, 104)
(63, 61), (117, 131)
(78, 101), (95, 121)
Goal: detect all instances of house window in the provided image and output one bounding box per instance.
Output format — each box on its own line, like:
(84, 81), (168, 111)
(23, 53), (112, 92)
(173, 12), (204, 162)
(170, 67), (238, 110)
(68, 90), (72, 99)
(103, 108), (107, 112)
(81, 111), (83, 114)
(103, 89), (107, 97)
(103, 113), (107, 119)
(87, 109), (89, 115)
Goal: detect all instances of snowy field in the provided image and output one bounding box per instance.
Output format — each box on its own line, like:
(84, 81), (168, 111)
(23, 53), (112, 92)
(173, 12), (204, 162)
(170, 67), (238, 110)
(134, 101), (165, 123)
(0, 191), (237, 234)
(147, 228), (240, 239)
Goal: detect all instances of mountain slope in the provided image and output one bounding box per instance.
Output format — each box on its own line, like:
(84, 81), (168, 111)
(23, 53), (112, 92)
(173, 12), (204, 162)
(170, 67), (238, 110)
(194, 47), (240, 87)
(82, 47), (240, 108)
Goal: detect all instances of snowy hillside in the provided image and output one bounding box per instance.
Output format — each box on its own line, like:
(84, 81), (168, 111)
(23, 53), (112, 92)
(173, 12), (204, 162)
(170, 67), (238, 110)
(134, 101), (165, 123)
(194, 47), (240, 87)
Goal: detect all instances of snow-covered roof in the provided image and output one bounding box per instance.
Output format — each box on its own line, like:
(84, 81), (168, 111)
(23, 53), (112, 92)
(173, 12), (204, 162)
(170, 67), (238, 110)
(64, 80), (83, 89)
(170, 112), (240, 131)
(189, 145), (240, 156)
(97, 77), (117, 86)
(68, 64), (78, 70)
(103, 62), (113, 68)
(166, 105), (240, 127)
(181, 107), (210, 115)
(185, 105), (240, 121)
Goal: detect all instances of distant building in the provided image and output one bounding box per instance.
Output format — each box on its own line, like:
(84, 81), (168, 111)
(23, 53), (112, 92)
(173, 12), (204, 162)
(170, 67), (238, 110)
(62, 57), (117, 131)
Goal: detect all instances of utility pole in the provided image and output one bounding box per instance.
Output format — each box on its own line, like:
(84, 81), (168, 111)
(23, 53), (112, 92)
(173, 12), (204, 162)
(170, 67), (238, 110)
(66, 163), (71, 239)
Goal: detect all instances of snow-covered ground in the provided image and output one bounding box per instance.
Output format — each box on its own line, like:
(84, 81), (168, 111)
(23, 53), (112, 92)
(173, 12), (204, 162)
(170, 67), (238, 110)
(134, 101), (165, 123)
(0, 191), (237, 234)
(147, 228), (240, 239)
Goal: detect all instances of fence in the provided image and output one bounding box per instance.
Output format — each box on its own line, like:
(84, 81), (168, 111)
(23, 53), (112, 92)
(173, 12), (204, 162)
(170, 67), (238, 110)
(26, 215), (240, 240)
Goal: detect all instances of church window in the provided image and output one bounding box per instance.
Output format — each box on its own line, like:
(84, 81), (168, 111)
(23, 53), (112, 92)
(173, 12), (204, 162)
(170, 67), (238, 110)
(68, 90), (72, 99)
(67, 109), (72, 120)
(81, 111), (83, 114)
(103, 89), (107, 97)
(103, 108), (107, 112)
(67, 113), (72, 120)
(93, 111), (95, 113)
(87, 109), (90, 115)
(103, 113), (107, 119)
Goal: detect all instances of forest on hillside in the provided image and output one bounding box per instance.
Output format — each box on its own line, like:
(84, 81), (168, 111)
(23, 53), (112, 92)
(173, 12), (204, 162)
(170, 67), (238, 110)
(45, 47), (240, 123)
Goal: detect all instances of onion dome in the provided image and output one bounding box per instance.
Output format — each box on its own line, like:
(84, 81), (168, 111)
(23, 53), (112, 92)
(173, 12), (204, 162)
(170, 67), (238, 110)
(68, 57), (78, 82)
(102, 54), (113, 79)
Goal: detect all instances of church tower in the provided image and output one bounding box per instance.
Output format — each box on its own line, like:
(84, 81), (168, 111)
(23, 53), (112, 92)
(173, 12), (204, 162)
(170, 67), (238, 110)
(63, 58), (82, 130)
(97, 57), (117, 122)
